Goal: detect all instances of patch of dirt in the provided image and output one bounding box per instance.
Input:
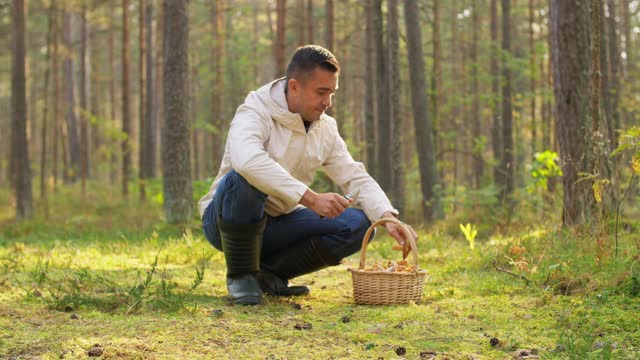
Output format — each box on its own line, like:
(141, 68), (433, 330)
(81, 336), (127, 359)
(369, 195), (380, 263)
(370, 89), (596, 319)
(87, 344), (104, 357)
(293, 322), (312, 330)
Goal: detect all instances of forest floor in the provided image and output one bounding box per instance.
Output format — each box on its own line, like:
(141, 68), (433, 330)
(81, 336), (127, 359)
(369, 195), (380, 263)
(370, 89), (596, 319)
(1, 184), (639, 359)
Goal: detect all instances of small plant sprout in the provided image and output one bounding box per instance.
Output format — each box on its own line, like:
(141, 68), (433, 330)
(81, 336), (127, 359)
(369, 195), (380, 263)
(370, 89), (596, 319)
(459, 223), (478, 249)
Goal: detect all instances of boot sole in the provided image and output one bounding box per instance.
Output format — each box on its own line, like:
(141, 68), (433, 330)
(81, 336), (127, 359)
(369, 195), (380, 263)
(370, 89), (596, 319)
(264, 289), (310, 297)
(232, 295), (262, 305)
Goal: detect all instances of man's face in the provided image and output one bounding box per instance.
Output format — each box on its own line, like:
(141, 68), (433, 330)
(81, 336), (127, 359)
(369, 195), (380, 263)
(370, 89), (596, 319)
(288, 67), (339, 122)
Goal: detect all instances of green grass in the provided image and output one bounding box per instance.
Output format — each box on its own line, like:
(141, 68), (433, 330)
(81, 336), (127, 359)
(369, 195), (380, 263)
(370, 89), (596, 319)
(1, 184), (639, 359)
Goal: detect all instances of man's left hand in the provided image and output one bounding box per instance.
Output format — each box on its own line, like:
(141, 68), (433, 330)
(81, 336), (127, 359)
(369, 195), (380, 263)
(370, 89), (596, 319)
(381, 212), (418, 251)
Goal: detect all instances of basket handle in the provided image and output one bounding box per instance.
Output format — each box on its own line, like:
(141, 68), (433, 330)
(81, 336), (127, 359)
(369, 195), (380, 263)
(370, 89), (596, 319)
(358, 217), (419, 270)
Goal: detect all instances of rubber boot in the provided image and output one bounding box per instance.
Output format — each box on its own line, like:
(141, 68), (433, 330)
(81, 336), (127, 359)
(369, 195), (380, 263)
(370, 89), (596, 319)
(259, 238), (341, 296)
(218, 216), (266, 305)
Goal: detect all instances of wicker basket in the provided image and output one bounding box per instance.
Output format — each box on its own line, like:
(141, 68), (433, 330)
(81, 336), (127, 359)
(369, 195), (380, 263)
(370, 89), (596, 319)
(350, 217), (426, 305)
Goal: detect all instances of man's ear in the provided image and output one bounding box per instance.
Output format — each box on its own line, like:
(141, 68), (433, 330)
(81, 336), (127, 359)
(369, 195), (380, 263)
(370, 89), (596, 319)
(288, 78), (298, 94)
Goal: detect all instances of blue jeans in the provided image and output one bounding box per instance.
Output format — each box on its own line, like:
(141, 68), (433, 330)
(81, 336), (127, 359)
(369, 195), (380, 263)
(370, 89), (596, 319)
(202, 170), (372, 260)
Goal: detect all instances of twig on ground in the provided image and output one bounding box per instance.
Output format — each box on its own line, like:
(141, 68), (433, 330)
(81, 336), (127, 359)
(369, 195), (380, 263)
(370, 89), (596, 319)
(419, 336), (477, 344)
(23, 319), (42, 326)
(493, 260), (535, 285)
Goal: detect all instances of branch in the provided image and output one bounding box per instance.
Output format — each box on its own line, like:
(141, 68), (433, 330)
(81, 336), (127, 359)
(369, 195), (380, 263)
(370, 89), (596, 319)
(492, 260), (535, 285)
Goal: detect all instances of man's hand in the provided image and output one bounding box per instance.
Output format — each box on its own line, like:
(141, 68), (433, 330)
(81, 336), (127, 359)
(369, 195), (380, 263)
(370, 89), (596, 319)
(381, 212), (418, 250)
(300, 189), (353, 218)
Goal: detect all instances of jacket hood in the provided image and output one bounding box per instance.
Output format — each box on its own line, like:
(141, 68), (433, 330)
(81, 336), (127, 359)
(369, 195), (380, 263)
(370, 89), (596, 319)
(247, 78), (327, 134)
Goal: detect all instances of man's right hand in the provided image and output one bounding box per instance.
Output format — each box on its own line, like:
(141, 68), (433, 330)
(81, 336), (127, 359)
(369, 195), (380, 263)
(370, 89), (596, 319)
(300, 189), (353, 218)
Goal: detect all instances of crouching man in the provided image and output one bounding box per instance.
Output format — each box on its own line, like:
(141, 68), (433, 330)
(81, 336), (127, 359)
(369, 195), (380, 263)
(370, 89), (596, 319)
(199, 45), (417, 305)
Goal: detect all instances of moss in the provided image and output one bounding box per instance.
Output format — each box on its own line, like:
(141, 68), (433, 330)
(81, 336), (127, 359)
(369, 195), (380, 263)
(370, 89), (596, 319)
(1, 186), (639, 359)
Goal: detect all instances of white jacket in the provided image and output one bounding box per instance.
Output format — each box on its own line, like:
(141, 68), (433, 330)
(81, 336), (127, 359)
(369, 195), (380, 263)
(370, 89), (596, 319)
(198, 78), (398, 222)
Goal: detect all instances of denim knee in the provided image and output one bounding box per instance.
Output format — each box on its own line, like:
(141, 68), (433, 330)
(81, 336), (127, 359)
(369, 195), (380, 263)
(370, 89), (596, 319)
(329, 210), (372, 259)
(202, 202), (222, 251)
(218, 169), (267, 224)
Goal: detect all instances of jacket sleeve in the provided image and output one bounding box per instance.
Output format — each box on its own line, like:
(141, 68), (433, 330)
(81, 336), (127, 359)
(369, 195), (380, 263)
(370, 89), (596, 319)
(321, 128), (399, 222)
(228, 104), (308, 209)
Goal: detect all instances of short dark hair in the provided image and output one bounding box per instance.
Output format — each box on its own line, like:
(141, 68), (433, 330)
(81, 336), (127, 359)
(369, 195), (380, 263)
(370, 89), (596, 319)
(285, 45), (340, 85)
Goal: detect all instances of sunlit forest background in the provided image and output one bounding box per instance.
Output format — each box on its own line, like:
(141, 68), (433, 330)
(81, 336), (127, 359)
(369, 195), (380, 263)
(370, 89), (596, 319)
(4, 1), (640, 358)
(3, 0), (640, 231)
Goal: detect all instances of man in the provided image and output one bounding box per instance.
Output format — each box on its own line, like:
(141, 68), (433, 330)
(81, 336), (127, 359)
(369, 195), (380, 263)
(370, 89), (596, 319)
(199, 45), (417, 305)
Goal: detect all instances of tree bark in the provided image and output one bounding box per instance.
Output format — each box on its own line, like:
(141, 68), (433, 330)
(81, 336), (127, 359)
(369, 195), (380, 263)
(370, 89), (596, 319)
(471, 0), (483, 188)
(500, 0), (514, 200)
(63, 10), (81, 182)
(550, 0), (594, 225)
(404, 0), (443, 222)
(325, 0), (334, 51)
(139, 0), (147, 199)
(109, 6), (118, 186)
(53, 3), (60, 191)
(154, 0), (164, 178)
(364, 0), (375, 175)
(529, 0), (537, 155)
(80, 4), (89, 196)
(122, 0), (132, 198)
(297, 0), (305, 46)
(324, 0), (334, 118)
(163, 0), (192, 223)
(432, 0), (443, 181)
(593, 0), (614, 210)
(490, 0), (501, 186)
(211, 0), (225, 173)
(11, 0), (34, 219)
(40, 2), (55, 205)
(606, 0), (621, 150)
(387, 0), (403, 213)
(306, 0), (313, 43)
(275, 0), (287, 77)
(373, 0), (390, 192)
(144, 1), (156, 184)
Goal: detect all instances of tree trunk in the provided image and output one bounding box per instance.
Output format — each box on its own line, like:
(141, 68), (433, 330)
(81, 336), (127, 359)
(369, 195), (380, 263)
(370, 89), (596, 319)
(490, 0), (501, 186)
(306, 0), (313, 43)
(253, 2), (259, 84)
(500, 0), (514, 200)
(53, 4), (60, 191)
(325, 0), (334, 51)
(109, 7), (118, 186)
(122, 0), (132, 198)
(191, 66), (200, 180)
(404, 0), (443, 222)
(11, 0), (34, 220)
(550, 0), (593, 225)
(541, 7), (550, 151)
(90, 21), (101, 181)
(80, 4), (89, 196)
(154, 1), (164, 178)
(606, 0), (621, 150)
(529, 0), (537, 155)
(471, 0), (483, 188)
(450, 1), (459, 201)
(297, 0), (305, 46)
(324, 0), (334, 118)
(593, 0), (614, 210)
(622, 0), (631, 81)
(387, 0), (403, 213)
(432, 0), (443, 182)
(364, 0), (375, 175)
(275, 0), (287, 78)
(139, 0), (147, 199)
(373, 0), (390, 192)
(211, 0), (225, 173)
(40, 2), (55, 206)
(143, 1), (156, 185)
(163, 0), (192, 223)
(63, 10), (81, 182)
